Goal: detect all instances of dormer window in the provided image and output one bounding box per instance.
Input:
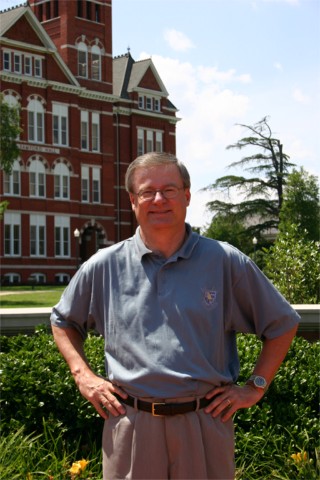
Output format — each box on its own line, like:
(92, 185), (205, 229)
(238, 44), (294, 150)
(14, 53), (22, 74)
(154, 98), (161, 112)
(34, 58), (42, 77)
(138, 95), (161, 113)
(146, 97), (152, 111)
(138, 96), (144, 109)
(3, 51), (10, 71)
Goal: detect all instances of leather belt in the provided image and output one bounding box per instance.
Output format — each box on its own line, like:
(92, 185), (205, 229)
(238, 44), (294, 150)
(115, 394), (211, 416)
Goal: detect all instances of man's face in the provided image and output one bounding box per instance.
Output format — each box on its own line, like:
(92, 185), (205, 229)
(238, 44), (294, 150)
(129, 164), (191, 231)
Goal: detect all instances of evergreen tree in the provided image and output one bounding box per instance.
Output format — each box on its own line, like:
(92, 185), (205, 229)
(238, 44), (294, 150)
(204, 117), (295, 239)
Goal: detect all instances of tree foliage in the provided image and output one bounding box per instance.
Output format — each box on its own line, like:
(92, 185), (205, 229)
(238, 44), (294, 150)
(263, 223), (320, 304)
(202, 213), (253, 254)
(279, 167), (319, 241)
(0, 93), (21, 175)
(204, 117), (295, 239)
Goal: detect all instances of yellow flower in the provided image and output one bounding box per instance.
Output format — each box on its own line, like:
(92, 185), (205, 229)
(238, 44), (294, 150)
(69, 462), (82, 475)
(26, 474), (33, 480)
(291, 451), (308, 463)
(78, 459), (89, 471)
(69, 459), (89, 476)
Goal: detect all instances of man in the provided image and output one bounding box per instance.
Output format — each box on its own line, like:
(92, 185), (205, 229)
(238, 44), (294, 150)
(51, 152), (299, 480)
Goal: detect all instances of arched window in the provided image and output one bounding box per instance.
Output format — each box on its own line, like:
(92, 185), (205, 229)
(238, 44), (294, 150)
(3, 159), (21, 196)
(54, 162), (70, 199)
(29, 158), (46, 197)
(28, 98), (44, 143)
(78, 42), (88, 77)
(91, 45), (101, 80)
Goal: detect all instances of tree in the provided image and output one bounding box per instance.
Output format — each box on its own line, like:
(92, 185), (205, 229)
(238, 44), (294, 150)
(0, 93), (21, 175)
(263, 223), (320, 304)
(279, 167), (319, 242)
(203, 213), (252, 254)
(204, 117), (295, 239)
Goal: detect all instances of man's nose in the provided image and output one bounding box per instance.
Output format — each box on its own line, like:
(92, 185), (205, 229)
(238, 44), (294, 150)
(153, 190), (166, 200)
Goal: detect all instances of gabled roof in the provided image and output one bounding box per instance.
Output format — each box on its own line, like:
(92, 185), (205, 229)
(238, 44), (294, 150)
(0, 3), (79, 87)
(0, 4), (27, 37)
(113, 53), (169, 99)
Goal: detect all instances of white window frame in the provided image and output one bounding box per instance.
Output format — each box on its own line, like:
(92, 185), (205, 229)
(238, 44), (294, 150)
(4, 273), (21, 284)
(29, 159), (46, 198)
(146, 97), (152, 111)
(55, 273), (70, 284)
(4, 212), (21, 256)
(81, 165), (89, 202)
(54, 216), (70, 257)
(78, 42), (88, 77)
(91, 112), (100, 152)
(92, 167), (101, 203)
(34, 57), (42, 77)
(155, 131), (163, 152)
(138, 95), (144, 109)
(3, 159), (21, 196)
(91, 45), (101, 80)
(52, 104), (68, 146)
(3, 50), (11, 71)
(28, 99), (44, 143)
(54, 163), (70, 200)
(14, 53), (22, 74)
(29, 273), (46, 284)
(146, 130), (153, 152)
(24, 55), (32, 75)
(81, 110), (89, 150)
(137, 128), (144, 156)
(154, 98), (161, 112)
(30, 214), (46, 257)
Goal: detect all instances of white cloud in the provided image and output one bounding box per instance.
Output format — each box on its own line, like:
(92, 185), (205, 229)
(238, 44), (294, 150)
(139, 53), (251, 227)
(163, 29), (195, 52)
(292, 87), (310, 104)
(197, 66), (252, 85)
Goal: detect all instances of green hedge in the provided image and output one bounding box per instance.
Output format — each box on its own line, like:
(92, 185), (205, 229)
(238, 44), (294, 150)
(0, 327), (319, 479)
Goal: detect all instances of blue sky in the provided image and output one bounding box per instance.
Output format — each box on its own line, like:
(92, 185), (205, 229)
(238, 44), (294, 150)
(2, 0), (319, 228)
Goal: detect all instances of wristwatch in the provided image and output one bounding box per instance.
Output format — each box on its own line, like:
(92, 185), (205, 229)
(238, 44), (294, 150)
(246, 375), (268, 391)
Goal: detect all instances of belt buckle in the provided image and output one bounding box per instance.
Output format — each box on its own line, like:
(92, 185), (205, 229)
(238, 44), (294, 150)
(152, 402), (166, 416)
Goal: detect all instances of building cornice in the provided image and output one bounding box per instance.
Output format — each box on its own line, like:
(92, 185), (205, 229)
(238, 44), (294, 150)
(0, 37), (51, 55)
(113, 105), (181, 124)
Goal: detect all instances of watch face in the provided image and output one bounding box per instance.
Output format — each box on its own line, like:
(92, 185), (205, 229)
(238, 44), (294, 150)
(254, 376), (267, 388)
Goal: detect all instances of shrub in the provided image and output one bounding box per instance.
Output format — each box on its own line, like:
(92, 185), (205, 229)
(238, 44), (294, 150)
(0, 326), (319, 478)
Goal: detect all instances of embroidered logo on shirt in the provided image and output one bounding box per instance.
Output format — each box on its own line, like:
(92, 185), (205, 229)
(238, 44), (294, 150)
(203, 289), (217, 308)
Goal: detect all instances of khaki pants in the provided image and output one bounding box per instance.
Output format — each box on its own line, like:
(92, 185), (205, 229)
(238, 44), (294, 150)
(102, 397), (235, 480)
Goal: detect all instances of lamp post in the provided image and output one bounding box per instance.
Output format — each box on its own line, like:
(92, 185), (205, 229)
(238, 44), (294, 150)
(74, 228), (80, 270)
(252, 236), (258, 263)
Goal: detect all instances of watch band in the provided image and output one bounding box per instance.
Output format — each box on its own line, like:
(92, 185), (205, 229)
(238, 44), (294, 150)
(246, 375), (268, 391)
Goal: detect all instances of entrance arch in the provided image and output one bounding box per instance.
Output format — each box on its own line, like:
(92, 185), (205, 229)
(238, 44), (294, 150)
(78, 220), (107, 263)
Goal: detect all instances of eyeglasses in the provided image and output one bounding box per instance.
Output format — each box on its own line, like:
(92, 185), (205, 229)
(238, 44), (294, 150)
(134, 186), (185, 202)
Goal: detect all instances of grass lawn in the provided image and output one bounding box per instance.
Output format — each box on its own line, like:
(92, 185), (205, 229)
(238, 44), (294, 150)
(0, 286), (65, 308)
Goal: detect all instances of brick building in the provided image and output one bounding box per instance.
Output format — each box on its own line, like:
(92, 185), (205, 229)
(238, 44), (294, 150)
(0, 0), (178, 285)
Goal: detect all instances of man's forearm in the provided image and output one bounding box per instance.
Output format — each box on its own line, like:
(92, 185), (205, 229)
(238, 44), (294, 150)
(51, 325), (93, 381)
(251, 324), (298, 385)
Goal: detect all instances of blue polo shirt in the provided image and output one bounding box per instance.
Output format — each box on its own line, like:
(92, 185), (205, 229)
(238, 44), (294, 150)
(51, 224), (300, 398)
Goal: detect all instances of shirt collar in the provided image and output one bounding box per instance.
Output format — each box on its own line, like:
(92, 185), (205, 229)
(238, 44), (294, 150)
(133, 223), (199, 261)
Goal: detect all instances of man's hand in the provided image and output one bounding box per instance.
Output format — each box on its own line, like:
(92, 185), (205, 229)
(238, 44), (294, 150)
(204, 384), (264, 422)
(76, 374), (128, 419)
(51, 326), (127, 419)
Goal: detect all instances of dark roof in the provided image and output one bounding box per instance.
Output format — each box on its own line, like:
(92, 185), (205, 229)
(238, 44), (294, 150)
(113, 52), (169, 99)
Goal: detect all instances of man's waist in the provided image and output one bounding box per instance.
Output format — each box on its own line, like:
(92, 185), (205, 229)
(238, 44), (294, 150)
(115, 393), (211, 416)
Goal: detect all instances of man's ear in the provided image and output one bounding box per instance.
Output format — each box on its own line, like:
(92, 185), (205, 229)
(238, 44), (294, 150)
(129, 193), (136, 210)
